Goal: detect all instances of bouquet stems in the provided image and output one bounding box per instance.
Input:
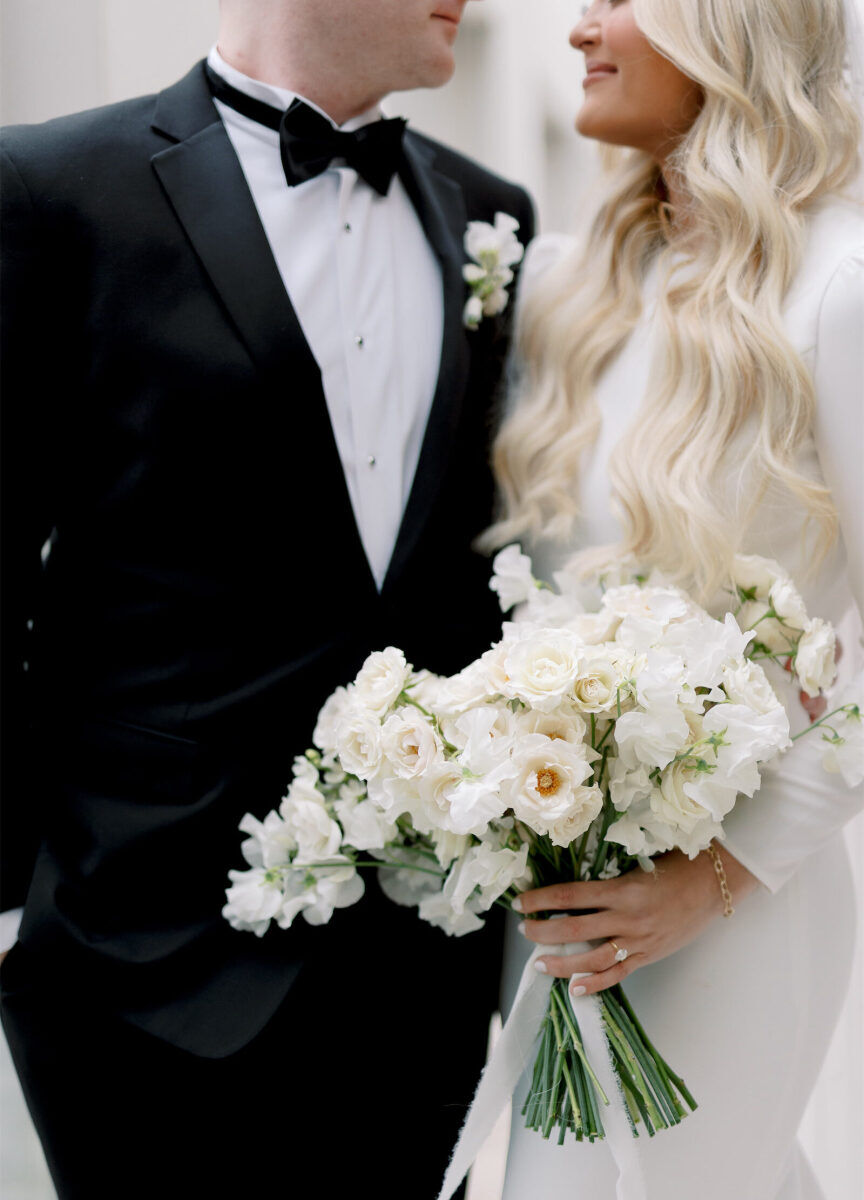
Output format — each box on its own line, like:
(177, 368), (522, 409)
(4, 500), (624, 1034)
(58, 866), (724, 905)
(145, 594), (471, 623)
(521, 978), (697, 1142)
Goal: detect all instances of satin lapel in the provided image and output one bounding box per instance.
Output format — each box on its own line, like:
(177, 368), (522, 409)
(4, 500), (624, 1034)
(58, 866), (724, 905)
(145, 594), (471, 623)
(383, 135), (471, 594)
(150, 89), (319, 396)
(149, 65), (377, 593)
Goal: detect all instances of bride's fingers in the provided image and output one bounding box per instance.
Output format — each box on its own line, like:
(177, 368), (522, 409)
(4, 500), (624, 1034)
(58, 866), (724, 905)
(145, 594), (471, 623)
(519, 912), (618, 945)
(567, 957), (638, 996)
(534, 941), (641, 980)
(514, 879), (613, 915)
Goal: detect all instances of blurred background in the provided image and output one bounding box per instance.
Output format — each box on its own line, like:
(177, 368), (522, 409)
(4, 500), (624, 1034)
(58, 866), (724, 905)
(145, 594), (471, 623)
(1, 1), (862, 1196)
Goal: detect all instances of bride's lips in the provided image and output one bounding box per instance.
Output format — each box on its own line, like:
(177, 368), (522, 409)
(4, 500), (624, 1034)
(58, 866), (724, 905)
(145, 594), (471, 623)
(583, 61), (618, 88)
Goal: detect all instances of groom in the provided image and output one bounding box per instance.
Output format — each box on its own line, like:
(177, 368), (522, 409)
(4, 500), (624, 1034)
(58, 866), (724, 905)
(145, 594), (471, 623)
(0, 1), (534, 1196)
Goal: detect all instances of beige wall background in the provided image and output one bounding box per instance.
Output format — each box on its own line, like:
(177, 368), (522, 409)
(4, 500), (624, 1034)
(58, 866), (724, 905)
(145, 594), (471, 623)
(1, 2), (862, 1197)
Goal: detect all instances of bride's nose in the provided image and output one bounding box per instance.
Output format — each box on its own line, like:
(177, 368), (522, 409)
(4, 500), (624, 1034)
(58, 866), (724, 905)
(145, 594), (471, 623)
(570, 2), (601, 51)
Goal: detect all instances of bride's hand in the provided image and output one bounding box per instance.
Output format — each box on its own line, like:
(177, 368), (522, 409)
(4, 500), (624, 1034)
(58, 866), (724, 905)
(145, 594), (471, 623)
(514, 845), (760, 996)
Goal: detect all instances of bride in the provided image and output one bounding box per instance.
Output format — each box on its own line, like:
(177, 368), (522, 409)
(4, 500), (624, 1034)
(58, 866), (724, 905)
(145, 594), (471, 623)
(489, 0), (863, 1196)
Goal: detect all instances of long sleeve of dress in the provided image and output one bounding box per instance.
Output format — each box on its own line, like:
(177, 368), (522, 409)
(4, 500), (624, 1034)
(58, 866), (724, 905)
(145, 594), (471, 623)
(721, 249), (864, 893)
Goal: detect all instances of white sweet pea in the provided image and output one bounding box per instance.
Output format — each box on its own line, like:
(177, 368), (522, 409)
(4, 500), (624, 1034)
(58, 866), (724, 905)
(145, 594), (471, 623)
(237, 810), (297, 870)
(614, 706), (690, 771)
(820, 682), (864, 786)
(223, 867), (285, 936)
(333, 792), (397, 852)
(795, 618), (837, 695)
(721, 658), (782, 715)
(731, 554), (786, 599)
(444, 840), (531, 914)
(281, 791), (343, 865)
(490, 544), (537, 612)
(297, 863), (366, 927)
(353, 647), (410, 717)
(462, 212), (524, 330)
(418, 888), (486, 936)
(769, 576), (809, 632)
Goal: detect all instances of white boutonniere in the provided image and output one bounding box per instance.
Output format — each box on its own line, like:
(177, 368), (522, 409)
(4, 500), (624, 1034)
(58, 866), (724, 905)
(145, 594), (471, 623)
(462, 212), (525, 330)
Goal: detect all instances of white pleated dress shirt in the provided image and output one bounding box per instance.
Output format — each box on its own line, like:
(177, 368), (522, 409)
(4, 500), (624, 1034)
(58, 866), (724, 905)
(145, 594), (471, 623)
(208, 47), (443, 590)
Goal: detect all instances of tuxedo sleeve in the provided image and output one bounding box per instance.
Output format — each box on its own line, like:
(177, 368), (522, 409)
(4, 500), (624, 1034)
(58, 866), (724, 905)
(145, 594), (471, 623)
(0, 145), (65, 910)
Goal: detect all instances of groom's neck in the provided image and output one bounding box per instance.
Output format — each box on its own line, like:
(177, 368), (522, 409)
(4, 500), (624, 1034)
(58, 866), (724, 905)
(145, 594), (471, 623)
(217, 9), (387, 126)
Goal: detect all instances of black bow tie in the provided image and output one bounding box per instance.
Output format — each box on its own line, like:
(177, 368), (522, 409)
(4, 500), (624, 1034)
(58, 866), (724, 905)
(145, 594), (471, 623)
(205, 64), (407, 197)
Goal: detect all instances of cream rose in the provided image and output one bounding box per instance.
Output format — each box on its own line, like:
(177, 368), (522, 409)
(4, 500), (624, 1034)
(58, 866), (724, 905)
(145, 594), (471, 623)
(353, 647), (409, 717)
(503, 628), (585, 712)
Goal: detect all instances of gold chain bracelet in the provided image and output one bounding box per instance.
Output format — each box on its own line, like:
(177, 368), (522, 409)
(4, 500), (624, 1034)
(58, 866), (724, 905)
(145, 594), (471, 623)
(706, 842), (734, 917)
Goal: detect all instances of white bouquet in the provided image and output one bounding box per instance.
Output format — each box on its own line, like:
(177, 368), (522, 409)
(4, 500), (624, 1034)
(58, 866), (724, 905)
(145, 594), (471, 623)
(224, 548), (862, 1147)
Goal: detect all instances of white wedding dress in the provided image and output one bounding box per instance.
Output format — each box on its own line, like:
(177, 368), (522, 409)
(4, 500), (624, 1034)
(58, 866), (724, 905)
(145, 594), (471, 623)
(501, 194), (864, 1200)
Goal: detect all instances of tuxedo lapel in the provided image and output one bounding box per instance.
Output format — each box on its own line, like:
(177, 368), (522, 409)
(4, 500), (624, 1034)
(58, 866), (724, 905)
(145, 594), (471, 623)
(150, 66), (320, 398)
(149, 64), (377, 594)
(383, 134), (471, 593)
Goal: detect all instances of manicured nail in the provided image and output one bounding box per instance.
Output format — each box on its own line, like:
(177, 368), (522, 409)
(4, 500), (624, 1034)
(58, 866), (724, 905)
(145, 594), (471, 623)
(517, 921), (528, 937)
(512, 896), (524, 913)
(570, 984), (586, 997)
(533, 960), (548, 974)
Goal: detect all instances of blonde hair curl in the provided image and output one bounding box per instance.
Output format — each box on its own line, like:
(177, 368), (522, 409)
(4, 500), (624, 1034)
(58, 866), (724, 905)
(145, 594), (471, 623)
(486, 0), (861, 598)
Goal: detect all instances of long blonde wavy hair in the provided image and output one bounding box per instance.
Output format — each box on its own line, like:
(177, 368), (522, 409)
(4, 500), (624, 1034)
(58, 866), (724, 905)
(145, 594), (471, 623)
(486, 0), (861, 598)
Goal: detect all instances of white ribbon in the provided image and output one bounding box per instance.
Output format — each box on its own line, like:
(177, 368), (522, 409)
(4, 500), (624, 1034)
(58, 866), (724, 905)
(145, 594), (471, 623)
(438, 941), (647, 1200)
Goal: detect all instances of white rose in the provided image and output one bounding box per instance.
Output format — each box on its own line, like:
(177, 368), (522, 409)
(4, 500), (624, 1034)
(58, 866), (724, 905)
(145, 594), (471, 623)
(504, 628), (585, 712)
(515, 706), (589, 746)
(795, 618), (837, 696)
(505, 735), (598, 839)
(223, 867), (285, 937)
(454, 705), (517, 772)
(353, 647), (409, 717)
(380, 710), (443, 779)
(313, 686), (352, 753)
(334, 708), (384, 780)
(490, 544), (536, 612)
(435, 643), (509, 714)
(571, 649), (622, 714)
(546, 787), (604, 848)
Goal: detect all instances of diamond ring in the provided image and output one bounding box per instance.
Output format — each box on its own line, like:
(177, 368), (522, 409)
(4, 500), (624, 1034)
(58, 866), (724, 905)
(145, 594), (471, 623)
(609, 940), (629, 964)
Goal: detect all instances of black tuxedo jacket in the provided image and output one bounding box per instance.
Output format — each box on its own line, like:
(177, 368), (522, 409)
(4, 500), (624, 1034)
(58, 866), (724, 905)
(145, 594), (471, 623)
(0, 62), (534, 1057)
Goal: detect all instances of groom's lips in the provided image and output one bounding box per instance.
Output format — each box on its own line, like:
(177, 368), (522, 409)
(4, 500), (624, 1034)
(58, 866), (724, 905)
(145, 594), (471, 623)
(432, 6), (463, 25)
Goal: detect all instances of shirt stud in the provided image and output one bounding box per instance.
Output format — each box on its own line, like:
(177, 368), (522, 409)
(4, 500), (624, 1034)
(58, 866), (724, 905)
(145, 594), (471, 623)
(367, 455), (377, 467)
(354, 335), (365, 348)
